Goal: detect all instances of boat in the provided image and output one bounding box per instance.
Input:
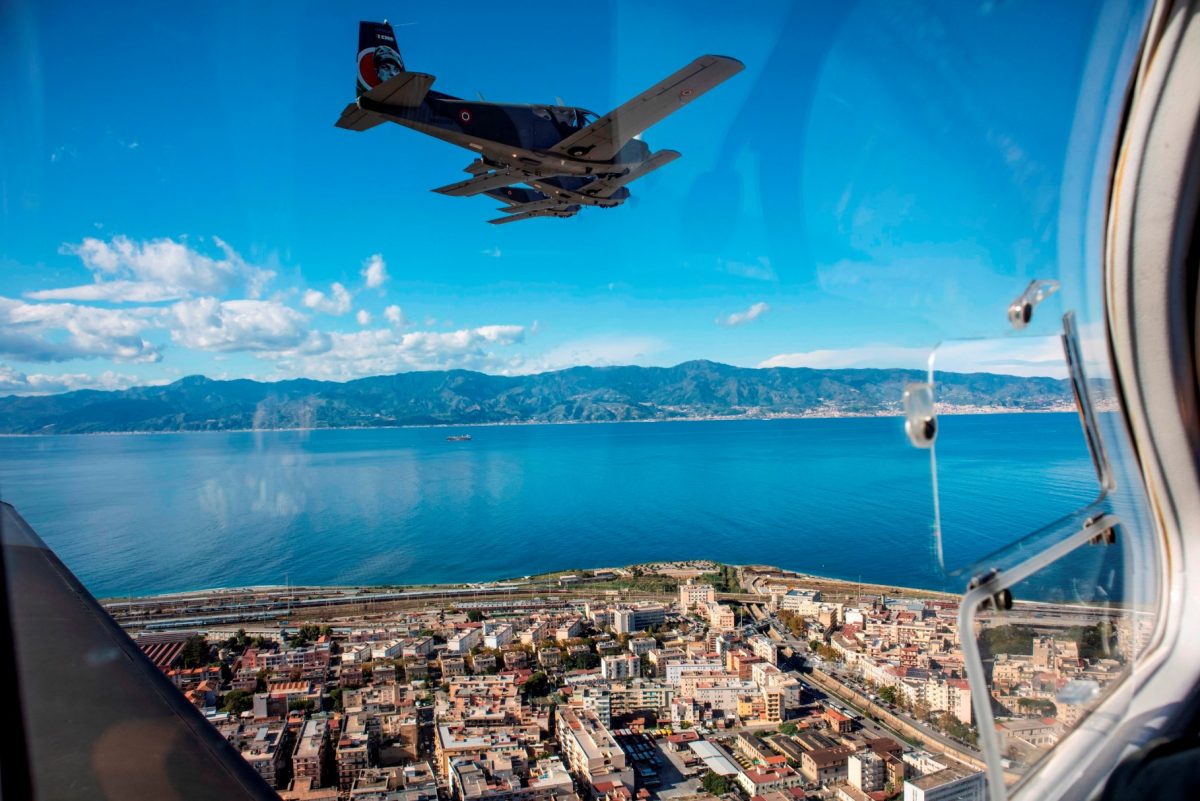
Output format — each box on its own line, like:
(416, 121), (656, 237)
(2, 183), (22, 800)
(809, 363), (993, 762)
(446, 434), (473, 442)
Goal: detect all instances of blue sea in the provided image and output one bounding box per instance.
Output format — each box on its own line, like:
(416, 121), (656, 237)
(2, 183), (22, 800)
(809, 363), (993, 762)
(0, 414), (1103, 599)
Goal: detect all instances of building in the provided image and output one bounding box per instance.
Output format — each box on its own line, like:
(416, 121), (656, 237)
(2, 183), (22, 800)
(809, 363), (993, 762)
(293, 719), (329, 787)
(800, 746), (853, 785)
(239, 723), (292, 789)
(824, 707), (853, 733)
(555, 706), (633, 790)
(337, 715), (375, 791)
(539, 647), (562, 668)
(704, 602), (736, 632)
(613, 605), (667, 635)
(576, 686), (613, 727)
(435, 723), (544, 776)
(665, 659), (723, 685)
(679, 581), (716, 613)
(749, 635), (778, 666)
(902, 761), (985, 801)
(349, 762), (439, 801)
(280, 777), (339, 801)
(483, 623), (515, 650)
(628, 637), (657, 656)
(448, 628), (484, 654)
(848, 751), (885, 792)
(736, 764), (804, 797)
(778, 589), (823, 615)
(441, 655), (468, 677)
(602, 654), (641, 681)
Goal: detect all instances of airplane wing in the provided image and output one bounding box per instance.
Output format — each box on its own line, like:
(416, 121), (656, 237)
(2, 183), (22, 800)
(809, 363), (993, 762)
(587, 150), (680, 197)
(550, 55), (744, 162)
(495, 198), (565, 215)
(432, 171), (523, 197)
(488, 205), (581, 225)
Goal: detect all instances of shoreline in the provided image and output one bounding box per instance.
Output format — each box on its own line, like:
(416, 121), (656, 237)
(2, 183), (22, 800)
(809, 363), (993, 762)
(97, 561), (959, 605)
(0, 405), (1083, 439)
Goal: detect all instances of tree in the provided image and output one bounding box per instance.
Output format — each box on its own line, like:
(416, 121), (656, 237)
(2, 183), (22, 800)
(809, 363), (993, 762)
(524, 671), (552, 698)
(701, 771), (732, 795)
(467, 610), (484, 623)
(179, 635), (212, 668)
(221, 690), (253, 715)
(288, 625), (321, 648)
(778, 722), (798, 736)
(329, 687), (345, 712)
(288, 698), (315, 715)
(878, 685), (898, 705)
(816, 644), (842, 663)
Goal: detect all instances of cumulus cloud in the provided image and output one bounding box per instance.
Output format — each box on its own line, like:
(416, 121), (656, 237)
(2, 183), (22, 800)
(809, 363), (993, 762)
(356, 309), (372, 326)
(717, 301), (771, 327)
(265, 324), (526, 379)
(0, 296), (161, 363)
(0, 363), (152, 396)
(30, 235), (274, 303)
(361, 254), (388, 288)
(384, 305), (406, 326)
(302, 282), (353, 315)
(169, 297), (329, 353)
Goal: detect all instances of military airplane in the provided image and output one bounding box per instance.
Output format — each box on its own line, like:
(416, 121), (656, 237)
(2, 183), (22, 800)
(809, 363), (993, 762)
(335, 21), (743, 224)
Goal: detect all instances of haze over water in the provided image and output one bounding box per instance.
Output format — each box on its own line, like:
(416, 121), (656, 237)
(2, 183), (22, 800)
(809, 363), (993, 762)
(0, 415), (1100, 598)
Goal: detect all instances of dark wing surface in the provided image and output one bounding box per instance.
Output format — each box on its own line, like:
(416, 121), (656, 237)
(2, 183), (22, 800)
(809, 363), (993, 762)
(550, 55), (743, 162)
(488, 204), (581, 225)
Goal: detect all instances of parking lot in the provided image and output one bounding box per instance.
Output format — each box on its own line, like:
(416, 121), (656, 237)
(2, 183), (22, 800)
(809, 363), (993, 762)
(613, 731), (705, 799)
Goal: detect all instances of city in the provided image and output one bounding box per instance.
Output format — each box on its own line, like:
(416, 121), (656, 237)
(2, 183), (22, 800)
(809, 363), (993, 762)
(107, 561), (1137, 801)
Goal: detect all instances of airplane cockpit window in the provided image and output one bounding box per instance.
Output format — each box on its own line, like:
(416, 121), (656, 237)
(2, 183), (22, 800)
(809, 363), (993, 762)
(1, 2), (1193, 801)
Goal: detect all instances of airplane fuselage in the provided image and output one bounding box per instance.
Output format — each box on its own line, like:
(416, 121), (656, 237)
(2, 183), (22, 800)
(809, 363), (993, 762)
(358, 90), (651, 184)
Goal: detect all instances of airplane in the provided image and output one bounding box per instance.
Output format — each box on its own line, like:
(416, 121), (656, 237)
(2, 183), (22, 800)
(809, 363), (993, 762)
(335, 20), (743, 224)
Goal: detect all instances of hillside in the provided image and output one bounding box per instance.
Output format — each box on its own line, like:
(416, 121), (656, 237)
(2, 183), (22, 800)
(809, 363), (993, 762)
(0, 361), (1075, 434)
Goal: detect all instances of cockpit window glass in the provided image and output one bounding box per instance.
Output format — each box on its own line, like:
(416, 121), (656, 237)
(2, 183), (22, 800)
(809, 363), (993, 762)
(0, 1), (1163, 799)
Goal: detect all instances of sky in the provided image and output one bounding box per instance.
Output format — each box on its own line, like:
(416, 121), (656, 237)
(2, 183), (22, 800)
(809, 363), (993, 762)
(0, 0), (1149, 395)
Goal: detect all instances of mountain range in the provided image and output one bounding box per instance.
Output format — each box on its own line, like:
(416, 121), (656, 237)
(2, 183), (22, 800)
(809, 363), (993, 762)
(0, 361), (1077, 434)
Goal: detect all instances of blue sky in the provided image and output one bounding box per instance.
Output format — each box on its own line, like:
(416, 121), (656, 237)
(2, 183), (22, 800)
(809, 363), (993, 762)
(0, 1), (1147, 394)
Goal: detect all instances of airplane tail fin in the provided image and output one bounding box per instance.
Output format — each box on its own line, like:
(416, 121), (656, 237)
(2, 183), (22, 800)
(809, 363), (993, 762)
(356, 20), (406, 97)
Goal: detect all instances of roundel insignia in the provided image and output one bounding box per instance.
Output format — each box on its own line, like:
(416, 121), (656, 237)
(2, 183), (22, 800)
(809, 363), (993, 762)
(358, 48), (380, 90)
(679, 88), (694, 100)
(460, 110), (472, 123)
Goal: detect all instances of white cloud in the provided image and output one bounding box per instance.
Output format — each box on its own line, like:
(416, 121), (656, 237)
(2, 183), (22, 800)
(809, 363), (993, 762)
(717, 301), (771, 327)
(481, 246), (502, 258)
(759, 345), (928, 371)
(169, 297), (329, 353)
(0, 296), (161, 363)
(264, 324), (526, 379)
(0, 363), (154, 396)
(302, 282), (353, 315)
(356, 309), (372, 326)
(384, 305), (406, 326)
(758, 336), (1068, 378)
(361, 254), (388, 288)
(521, 336), (667, 373)
(31, 235), (274, 303)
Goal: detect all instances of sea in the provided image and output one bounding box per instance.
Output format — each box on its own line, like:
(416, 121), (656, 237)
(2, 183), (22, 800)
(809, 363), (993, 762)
(0, 414), (1104, 599)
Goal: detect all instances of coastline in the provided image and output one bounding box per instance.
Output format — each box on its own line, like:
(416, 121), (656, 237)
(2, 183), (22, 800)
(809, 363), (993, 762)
(0, 404), (1084, 438)
(97, 561), (961, 605)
